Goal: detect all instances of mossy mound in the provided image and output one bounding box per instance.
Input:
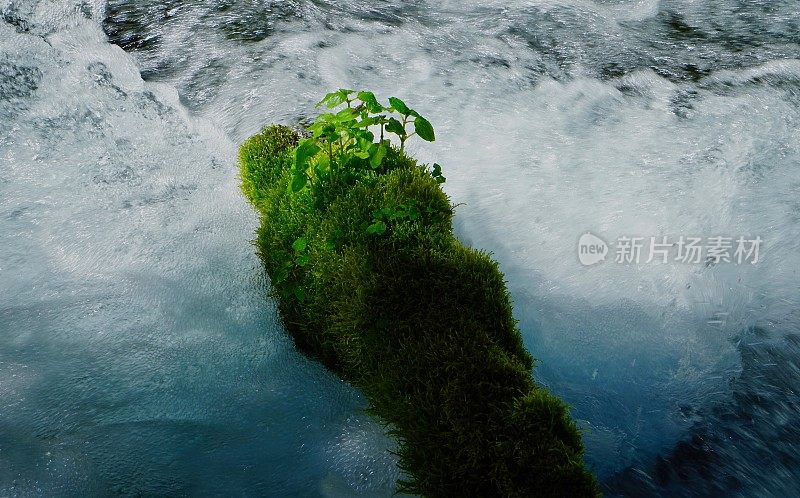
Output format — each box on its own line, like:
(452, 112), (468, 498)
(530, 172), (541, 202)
(239, 124), (600, 497)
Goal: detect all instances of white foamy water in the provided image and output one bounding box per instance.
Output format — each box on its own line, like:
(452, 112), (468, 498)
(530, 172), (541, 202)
(3, 0), (800, 494)
(1, 3), (399, 496)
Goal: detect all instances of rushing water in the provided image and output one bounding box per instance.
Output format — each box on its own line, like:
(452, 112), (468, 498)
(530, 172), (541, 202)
(1, 0), (799, 496)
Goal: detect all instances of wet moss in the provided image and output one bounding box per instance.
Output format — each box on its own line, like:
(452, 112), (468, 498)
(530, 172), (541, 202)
(239, 124), (600, 497)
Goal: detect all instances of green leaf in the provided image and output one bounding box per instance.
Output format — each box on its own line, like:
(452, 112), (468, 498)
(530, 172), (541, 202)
(414, 116), (435, 142)
(354, 116), (377, 128)
(431, 162), (446, 183)
(357, 136), (372, 149)
(317, 92), (345, 109)
(294, 138), (321, 169)
(360, 129), (375, 142)
(357, 91), (383, 113)
(317, 88), (354, 108)
(293, 286), (306, 302)
(389, 97), (410, 115)
(370, 144), (387, 169)
(292, 237), (307, 252)
(335, 107), (357, 122)
(291, 172), (307, 192)
(366, 221), (387, 235)
(385, 118), (406, 136)
(295, 254), (310, 266)
(316, 153), (330, 171)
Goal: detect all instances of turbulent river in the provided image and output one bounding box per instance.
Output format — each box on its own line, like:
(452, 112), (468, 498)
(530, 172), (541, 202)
(1, 0), (799, 496)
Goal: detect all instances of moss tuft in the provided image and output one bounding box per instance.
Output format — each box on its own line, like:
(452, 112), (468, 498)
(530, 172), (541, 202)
(239, 124), (600, 497)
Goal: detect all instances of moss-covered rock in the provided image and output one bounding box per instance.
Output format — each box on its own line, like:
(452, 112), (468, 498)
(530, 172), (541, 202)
(239, 124), (600, 497)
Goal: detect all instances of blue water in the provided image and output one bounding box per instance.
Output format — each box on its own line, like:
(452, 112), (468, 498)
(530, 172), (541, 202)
(2, 0), (799, 495)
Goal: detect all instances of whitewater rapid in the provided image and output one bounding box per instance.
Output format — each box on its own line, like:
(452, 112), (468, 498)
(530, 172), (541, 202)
(2, 0), (799, 495)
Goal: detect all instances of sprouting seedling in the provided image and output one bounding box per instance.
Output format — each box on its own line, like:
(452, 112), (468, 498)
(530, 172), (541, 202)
(365, 201), (422, 236)
(387, 97), (435, 152)
(290, 90), (438, 194)
(431, 163), (446, 184)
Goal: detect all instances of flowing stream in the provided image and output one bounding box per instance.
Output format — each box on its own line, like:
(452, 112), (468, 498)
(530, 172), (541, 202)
(1, 0), (799, 495)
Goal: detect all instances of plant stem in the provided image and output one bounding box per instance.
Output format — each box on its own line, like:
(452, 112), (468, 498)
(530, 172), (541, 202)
(400, 115), (410, 152)
(328, 140), (334, 184)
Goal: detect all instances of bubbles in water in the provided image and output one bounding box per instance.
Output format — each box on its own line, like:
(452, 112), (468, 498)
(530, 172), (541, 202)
(0, 4), (398, 496)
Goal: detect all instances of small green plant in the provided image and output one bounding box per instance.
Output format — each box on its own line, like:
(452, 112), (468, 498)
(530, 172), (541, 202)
(292, 237), (309, 266)
(291, 89), (438, 203)
(430, 162), (446, 184)
(366, 201), (421, 236)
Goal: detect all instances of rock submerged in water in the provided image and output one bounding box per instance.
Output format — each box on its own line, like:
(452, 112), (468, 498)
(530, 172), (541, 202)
(239, 124), (600, 497)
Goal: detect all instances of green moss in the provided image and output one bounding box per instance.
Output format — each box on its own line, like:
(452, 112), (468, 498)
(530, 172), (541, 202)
(239, 125), (600, 497)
